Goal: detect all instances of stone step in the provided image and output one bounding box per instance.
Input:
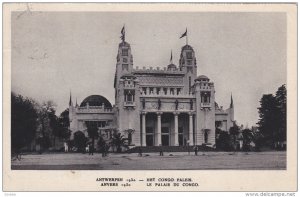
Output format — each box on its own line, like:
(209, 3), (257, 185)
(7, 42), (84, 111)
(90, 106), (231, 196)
(125, 145), (214, 153)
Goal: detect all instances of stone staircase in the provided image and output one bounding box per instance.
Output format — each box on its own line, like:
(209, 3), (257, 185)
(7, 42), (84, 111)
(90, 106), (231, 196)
(125, 145), (215, 153)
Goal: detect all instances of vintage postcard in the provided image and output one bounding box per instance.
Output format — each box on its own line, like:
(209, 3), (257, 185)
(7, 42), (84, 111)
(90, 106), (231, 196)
(3, 3), (297, 191)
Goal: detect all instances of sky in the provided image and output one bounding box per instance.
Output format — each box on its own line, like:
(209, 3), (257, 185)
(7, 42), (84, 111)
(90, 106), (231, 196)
(11, 12), (286, 127)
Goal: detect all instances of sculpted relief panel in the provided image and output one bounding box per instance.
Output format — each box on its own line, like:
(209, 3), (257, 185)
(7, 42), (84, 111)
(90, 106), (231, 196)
(138, 76), (183, 86)
(144, 101), (190, 111)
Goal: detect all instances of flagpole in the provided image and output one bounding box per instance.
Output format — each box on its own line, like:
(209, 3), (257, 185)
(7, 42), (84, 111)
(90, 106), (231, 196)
(186, 28), (188, 45)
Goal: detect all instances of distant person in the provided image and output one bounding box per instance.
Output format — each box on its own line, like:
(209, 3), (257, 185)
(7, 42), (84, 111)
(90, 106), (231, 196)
(89, 144), (94, 155)
(85, 145), (89, 153)
(64, 142), (69, 153)
(194, 146), (198, 156)
(15, 149), (21, 161)
(101, 144), (106, 157)
(159, 145), (164, 156)
(104, 144), (109, 157)
(138, 147), (142, 157)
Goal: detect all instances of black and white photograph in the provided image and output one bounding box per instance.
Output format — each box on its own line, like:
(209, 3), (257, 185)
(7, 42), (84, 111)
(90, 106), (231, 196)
(3, 3), (297, 192)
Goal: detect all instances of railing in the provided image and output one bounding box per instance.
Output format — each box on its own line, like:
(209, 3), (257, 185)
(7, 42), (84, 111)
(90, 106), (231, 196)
(77, 106), (113, 113)
(133, 66), (185, 75)
(140, 91), (194, 98)
(124, 101), (136, 107)
(124, 83), (135, 88)
(200, 102), (211, 108)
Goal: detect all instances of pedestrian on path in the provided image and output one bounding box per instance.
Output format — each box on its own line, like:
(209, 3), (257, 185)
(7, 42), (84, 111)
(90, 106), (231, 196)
(194, 146), (198, 156)
(138, 147), (143, 157)
(159, 145), (164, 156)
(89, 144), (94, 155)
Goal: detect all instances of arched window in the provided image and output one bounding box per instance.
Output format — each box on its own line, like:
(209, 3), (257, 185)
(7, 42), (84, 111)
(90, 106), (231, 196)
(204, 130), (208, 143)
(128, 133), (132, 145)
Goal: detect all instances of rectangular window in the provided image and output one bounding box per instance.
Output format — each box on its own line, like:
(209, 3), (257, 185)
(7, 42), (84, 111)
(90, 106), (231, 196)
(187, 60), (192, 65)
(186, 51), (193, 59)
(122, 64), (128, 71)
(149, 87), (154, 94)
(163, 88), (167, 95)
(156, 88), (160, 94)
(189, 77), (191, 93)
(122, 49), (128, 56)
(187, 67), (193, 73)
(142, 87), (146, 94)
(146, 127), (153, 134)
(178, 127), (183, 134)
(170, 88), (174, 95)
(162, 127), (169, 134)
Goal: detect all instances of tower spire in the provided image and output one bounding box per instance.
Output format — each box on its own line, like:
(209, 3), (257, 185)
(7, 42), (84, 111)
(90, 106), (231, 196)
(75, 97), (78, 107)
(230, 93), (234, 108)
(69, 91), (73, 106)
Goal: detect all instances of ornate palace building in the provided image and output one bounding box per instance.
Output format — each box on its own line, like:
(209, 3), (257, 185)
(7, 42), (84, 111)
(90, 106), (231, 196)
(68, 30), (235, 148)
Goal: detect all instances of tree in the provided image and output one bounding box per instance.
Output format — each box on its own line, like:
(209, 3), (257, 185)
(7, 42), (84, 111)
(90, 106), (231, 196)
(58, 109), (71, 140)
(229, 122), (240, 151)
(97, 135), (109, 156)
(73, 131), (87, 152)
(257, 94), (278, 147)
(11, 92), (38, 155)
(36, 101), (56, 151)
(242, 129), (253, 151)
(216, 130), (231, 151)
(86, 122), (99, 152)
(111, 133), (127, 153)
(257, 84), (286, 149)
(252, 130), (264, 151)
(275, 85), (287, 146)
(45, 101), (60, 146)
(124, 129), (135, 145)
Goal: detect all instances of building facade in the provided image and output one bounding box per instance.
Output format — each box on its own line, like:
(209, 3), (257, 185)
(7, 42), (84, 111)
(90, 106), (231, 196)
(69, 34), (235, 148)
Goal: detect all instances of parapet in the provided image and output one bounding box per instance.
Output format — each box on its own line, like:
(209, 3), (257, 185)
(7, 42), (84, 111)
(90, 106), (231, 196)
(133, 66), (185, 75)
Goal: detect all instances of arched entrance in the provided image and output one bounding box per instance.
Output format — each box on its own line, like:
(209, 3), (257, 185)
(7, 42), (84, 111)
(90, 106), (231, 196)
(161, 113), (173, 146)
(145, 113), (156, 146)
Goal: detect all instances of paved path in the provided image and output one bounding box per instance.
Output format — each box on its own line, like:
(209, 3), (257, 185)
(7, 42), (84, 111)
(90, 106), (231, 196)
(11, 151), (286, 170)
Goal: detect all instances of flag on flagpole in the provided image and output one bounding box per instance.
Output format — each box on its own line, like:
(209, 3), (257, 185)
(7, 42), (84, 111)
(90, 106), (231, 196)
(180, 28), (187, 39)
(120, 26), (125, 42)
(170, 50), (173, 63)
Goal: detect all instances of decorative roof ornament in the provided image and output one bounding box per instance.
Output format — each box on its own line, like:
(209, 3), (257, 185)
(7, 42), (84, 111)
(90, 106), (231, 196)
(230, 93), (234, 108)
(120, 25), (125, 43)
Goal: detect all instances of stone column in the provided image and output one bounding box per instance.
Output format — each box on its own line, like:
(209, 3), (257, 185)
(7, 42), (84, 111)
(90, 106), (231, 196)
(174, 112), (179, 146)
(189, 113), (194, 146)
(142, 112), (147, 146)
(156, 112), (162, 146)
(153, 87), (157, 95)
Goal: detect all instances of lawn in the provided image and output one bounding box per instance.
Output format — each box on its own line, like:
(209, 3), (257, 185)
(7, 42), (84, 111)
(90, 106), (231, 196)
(11, 151), (286, 170)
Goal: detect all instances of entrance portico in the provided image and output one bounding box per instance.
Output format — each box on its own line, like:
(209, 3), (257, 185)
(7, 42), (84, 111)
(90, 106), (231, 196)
(141, 111), (194, 146)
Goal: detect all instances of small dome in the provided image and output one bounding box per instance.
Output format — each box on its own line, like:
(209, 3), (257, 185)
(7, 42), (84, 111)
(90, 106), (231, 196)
(80, 95), (112, 108)
(167, 63), (177, 70)
(181, 44), (194, 51)
(195, 75), (209, 82)
(121, 73), (136, 79)
(119, 41), (130, 47)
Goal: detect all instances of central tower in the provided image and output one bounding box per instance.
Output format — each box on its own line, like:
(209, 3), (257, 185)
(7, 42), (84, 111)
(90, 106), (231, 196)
(114, 28), (141, 146)
(179, 45), (197, 94)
